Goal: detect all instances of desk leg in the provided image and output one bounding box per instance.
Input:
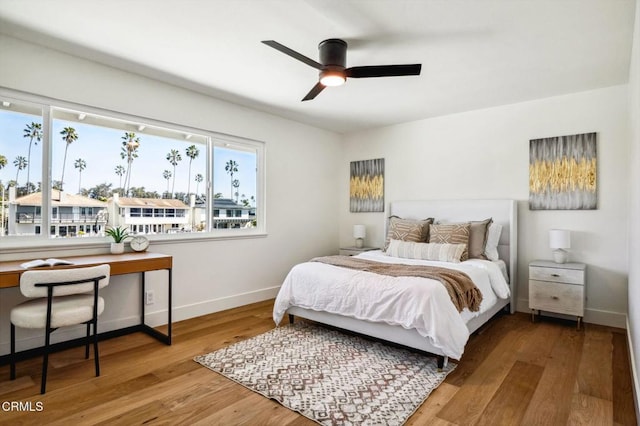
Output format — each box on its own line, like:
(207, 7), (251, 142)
(141, 271), (146, 326)
(168, 267), (172, 344)
(139, 268), (172, 345)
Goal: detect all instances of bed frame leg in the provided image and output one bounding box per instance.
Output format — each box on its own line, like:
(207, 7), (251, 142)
(436, 356), (448, 371)
(288, 314), (294, 324)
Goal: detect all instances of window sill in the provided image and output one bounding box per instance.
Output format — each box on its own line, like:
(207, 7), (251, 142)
(0, 231), (268, 255)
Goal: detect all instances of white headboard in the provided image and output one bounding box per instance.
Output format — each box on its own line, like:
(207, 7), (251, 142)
(388, 199), (518, 312)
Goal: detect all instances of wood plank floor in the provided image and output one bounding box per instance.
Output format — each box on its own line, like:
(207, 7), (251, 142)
(0, 300), (636, 425)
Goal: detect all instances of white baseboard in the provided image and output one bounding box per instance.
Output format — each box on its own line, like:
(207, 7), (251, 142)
(144, 285), (281, 326)
(516, 298), (627, 328)
(627, 315), (640, 421)
(0, 286), (281, 355)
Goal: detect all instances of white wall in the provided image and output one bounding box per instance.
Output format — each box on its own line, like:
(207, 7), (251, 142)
(0, 35), (342, 352)
(341, 85), (630, 328)
(626, 0), (640, 415)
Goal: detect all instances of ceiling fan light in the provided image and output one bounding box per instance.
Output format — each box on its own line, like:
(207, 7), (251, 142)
(320, 74), (345, 87)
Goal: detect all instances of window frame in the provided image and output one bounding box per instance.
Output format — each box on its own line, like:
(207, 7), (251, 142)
(0, 89), (266, 250)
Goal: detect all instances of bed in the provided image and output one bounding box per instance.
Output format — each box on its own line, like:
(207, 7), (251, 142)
(273, 199), (517, 367)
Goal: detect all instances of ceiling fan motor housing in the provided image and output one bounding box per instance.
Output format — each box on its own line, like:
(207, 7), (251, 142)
(319, 39), (347, 68)
(319, 39), (347, 83)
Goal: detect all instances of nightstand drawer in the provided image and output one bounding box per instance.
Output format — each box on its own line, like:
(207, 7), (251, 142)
(529, 280), (584, 316)
(529, 266), (585, 285)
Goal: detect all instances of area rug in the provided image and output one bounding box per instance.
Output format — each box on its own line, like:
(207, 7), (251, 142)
(194, 322), (456, 425)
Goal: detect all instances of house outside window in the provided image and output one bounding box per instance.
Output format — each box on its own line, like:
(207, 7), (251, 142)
(0, 91), (265, 241)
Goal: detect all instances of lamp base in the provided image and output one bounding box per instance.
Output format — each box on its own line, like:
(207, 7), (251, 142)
(355, 238), (364, 248)
(553, 248), (568, 264)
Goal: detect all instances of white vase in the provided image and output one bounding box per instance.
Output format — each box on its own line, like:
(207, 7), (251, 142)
(110, 242), (125, 254)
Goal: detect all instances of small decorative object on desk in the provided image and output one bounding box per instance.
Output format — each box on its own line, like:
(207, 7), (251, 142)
(20, 258), (73, 269)
(105, 226), (131, 254)
(130, 235), (150, 252)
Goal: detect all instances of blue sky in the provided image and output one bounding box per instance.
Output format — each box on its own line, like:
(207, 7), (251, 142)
(0, 110), (256, 200)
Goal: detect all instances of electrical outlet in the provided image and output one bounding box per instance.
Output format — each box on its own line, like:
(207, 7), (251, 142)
(145, 290), (155, 305)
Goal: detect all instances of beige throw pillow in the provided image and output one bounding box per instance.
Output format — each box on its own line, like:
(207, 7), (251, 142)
(383, 216), (434, 251)
(429, 223), (471, 261)
(468, 218), (493, 260)
(386, 239), (466, 263)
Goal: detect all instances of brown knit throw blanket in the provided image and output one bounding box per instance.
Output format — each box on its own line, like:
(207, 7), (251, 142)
(311, 255), (482, 312)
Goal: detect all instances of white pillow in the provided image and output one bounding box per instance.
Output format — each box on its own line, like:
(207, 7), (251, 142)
(386, 239), (466, 263)
(484, 223), (503, 261)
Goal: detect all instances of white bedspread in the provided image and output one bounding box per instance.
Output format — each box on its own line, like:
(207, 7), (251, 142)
(273, 250), (510, 359)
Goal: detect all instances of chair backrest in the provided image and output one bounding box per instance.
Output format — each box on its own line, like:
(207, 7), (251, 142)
(20, 264), (111, 298)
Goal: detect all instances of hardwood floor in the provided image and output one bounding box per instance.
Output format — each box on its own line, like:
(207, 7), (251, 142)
(0, 300), (636, 425)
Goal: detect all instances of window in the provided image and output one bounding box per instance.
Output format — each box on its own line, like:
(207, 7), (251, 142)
(0, 99), (43, 237)
(0, 91), (265, 242)
(212, 142), (258, 229)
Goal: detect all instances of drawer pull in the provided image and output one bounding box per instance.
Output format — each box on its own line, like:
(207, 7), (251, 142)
(551, 296), (559, 300)
(551, 274), (560, 277)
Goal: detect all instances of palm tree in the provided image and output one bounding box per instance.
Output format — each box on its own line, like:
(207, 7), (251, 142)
(166, 149), (182, 197)
(114, 165), (125, 195)
(23, 122), (42, 193)
(120, 132), (140, 196)
(232, 179), (240, 203)
(0, 154), (7, 170)
(59, 126), (78, 191)
(13, 156), (27, 185)
(185, 144), (199, 197)
(74, 158), (87, 194)
(163, 169), (172, 195)
(225, 160), (238, 199)
(195, 173), (203, 196)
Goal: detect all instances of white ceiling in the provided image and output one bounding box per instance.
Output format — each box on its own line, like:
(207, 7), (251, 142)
(0, 0), (635, 134)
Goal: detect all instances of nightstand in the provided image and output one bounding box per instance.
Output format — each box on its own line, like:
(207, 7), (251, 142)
(529, 260), (586, 329)
(339, 247), (378, 256)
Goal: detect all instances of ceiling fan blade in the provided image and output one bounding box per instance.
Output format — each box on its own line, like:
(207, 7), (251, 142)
(302, 82), (326, 101)
(261, 40), (323, 70)
(345, 64), (422, 78)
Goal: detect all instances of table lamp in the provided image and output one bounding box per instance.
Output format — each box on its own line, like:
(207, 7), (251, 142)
(549, 229), (570, 263)
(353, 225), (366, 248)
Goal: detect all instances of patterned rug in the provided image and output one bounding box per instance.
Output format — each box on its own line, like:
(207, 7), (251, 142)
(194, 322), (455, 425)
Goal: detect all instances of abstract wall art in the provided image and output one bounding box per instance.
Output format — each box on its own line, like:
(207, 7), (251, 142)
(350, 158), (384, 212)
(529, 132), (597, 210)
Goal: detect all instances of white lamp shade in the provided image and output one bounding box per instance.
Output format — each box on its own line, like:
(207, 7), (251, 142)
(549, 229), (570, 249)
(353, 225), (366, 239)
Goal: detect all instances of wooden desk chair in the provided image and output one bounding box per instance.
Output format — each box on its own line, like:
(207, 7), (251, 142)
(9, 264), (110, 394)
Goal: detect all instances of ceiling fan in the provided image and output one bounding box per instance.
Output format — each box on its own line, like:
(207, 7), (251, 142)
(261, 38), (422, 101)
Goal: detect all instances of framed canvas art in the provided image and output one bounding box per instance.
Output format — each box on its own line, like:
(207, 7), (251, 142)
(529, 132), (597, 210)
(350, 158), (384, 212)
